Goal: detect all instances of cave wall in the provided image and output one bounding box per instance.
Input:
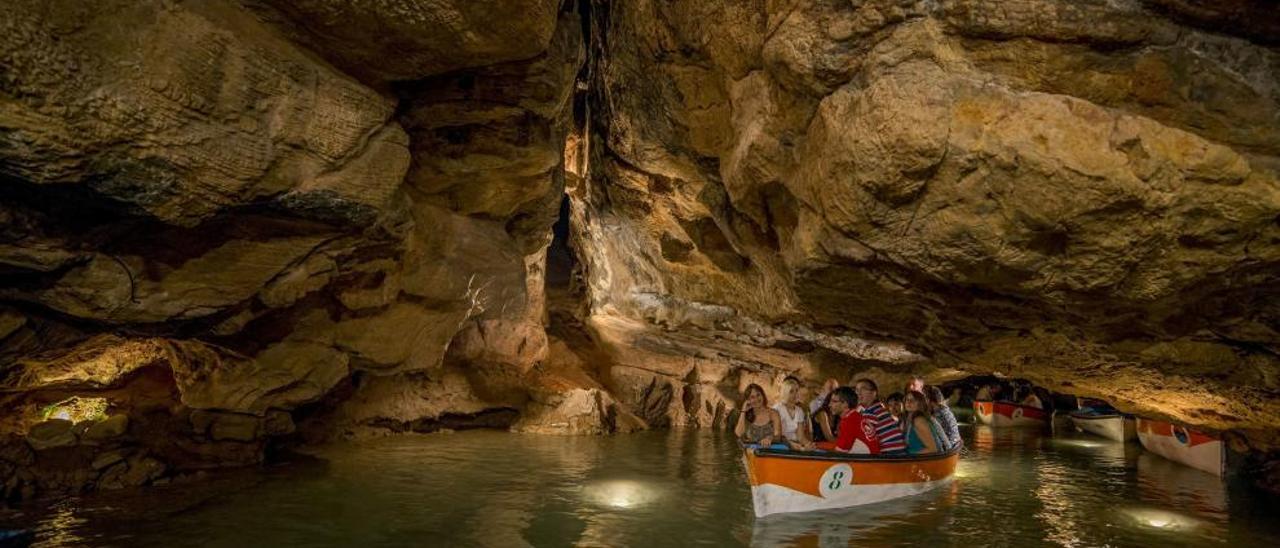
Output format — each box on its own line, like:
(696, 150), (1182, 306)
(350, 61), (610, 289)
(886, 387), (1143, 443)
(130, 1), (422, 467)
(572, 0), (1280, 447)
(0, 0), (1277, 501)
(0, 0), (624, 501)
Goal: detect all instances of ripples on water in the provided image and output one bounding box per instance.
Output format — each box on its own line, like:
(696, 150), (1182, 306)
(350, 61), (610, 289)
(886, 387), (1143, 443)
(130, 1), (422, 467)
(4, 425), (1280, 547)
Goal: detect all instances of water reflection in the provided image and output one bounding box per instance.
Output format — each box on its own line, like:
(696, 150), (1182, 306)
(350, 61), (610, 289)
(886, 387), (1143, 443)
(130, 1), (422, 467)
(4, 428), (1280, 547)
(1136, 452), (1228, 521)
(750, 487), (955, 548)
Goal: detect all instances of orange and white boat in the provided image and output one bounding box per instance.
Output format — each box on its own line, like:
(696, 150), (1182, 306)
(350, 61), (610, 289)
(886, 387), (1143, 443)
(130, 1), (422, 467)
(1135, 418), (1225, 476)
(742, 447), (959, 517)
(974, 400), (1048, 427)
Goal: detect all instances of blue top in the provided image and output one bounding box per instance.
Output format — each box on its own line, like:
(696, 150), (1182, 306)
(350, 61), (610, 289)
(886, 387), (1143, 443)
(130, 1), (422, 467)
(904, 414), (949, 455)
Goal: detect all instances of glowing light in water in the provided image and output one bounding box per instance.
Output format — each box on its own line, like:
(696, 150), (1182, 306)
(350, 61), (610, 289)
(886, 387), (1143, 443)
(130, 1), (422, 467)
(1124, 508), (1200, 531)
(953, 461), (981, 479)
(585, 480), (660, 510)
(1052, 438), (1106, 449)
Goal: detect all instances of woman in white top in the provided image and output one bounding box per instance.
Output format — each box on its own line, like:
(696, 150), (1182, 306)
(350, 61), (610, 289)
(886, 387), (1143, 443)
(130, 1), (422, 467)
(772, 377), (815, 450)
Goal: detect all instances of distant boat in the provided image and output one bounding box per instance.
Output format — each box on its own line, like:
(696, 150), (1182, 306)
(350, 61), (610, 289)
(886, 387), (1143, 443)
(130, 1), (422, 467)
(1070, 411), (1137, 442)
(742, 446), (959, 517)
(974, 400), (1048, 427)
(1135, 418), (1225, 476)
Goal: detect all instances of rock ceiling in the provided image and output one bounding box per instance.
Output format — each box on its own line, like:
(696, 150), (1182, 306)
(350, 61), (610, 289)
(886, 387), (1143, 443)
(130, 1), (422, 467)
(0, 0), (1277, 498)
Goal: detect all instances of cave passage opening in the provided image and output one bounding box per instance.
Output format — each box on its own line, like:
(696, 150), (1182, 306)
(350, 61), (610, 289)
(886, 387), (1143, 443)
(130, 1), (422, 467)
(546, 194), (577, 292)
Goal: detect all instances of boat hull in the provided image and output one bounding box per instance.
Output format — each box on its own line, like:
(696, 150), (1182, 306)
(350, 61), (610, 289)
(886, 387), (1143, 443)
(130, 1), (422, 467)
(743, 449), (958, 517)
(1071, 414), (1137, 442)
(974, 401), (1048, 427)
(1135, 418), (1224, 476)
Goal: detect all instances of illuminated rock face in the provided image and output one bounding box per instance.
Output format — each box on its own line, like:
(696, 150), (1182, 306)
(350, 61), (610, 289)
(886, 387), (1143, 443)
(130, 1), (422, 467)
(0, 0), (582, 499)
(0, 0), (1278, 499)
(571, 0), (1279, 449)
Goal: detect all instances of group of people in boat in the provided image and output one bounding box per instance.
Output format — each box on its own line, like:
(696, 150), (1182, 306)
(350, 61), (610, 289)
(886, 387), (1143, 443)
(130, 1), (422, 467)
(735, 376), (963, 456)
(975, 380), (1048, 410)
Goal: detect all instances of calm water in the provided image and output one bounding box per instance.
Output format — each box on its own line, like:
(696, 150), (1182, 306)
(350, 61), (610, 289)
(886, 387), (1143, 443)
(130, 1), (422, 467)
(5, 424), (1280, 547)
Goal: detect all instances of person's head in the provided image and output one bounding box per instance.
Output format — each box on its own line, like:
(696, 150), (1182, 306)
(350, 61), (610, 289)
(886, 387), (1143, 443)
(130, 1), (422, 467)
(742, 383), (767, 421)
(907, 375), (925, 394)
(904, 389), (933, 419)
(886, 392), (905, 416)
(927, 385), (946, 407)
(779, 376), (801, 405)
(853, 378), (879, 407)
(829, 386), (857, 416)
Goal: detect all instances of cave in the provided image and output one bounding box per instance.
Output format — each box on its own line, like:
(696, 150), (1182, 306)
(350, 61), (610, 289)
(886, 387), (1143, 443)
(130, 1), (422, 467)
(545, 195), (578, 293)
(1, 0), (1279, 544)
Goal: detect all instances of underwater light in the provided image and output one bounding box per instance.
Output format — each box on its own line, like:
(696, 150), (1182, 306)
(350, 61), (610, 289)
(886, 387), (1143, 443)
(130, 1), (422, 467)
(585, 480), (659, 510)
(953, 461), (981, 479)
(1124, 508), (1196, 531)
(1053, 439), (1105, 449)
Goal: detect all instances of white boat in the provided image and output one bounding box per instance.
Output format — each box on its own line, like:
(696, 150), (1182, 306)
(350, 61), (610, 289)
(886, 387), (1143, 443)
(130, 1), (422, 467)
(1070, 412), (1137, 442)
(1135, 418), (1225, 476)
(974, 401), (1048, 427)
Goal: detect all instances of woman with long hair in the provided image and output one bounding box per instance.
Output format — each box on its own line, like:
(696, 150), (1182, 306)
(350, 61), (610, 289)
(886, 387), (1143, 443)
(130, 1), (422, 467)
(773, 377), (814, 450)
(811, 387), (840, 443)
(735, 383), (782, 447)
(902, 390), (948, 455)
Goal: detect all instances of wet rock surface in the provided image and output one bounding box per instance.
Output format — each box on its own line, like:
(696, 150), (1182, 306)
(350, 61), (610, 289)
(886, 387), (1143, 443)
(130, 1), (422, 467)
(0, 0), (1278, 502)
(572, 0), (1279, 447)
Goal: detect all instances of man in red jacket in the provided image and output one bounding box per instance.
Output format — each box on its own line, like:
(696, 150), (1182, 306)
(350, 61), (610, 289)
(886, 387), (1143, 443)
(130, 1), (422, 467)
(828, 382), (909, 455)
(828, 386), (876, 454)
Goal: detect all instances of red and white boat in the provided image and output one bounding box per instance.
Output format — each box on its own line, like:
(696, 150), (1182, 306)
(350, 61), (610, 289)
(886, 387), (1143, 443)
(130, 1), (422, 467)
(742, 447), (959, 517)
(974, 400), (1048, 427)
(1070, 412), (1137, 442)
(1135, 418), (1224, 476)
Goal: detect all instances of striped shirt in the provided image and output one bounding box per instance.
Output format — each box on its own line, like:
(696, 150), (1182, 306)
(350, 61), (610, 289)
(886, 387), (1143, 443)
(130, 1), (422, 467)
(859, 401), (907, 453)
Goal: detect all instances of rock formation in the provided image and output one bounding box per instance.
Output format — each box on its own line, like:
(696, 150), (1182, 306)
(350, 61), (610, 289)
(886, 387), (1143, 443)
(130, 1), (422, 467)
(1, 0), (1278, 500)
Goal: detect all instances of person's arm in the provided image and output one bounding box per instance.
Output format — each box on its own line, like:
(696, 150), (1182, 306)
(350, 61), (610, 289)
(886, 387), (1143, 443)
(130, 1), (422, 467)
(797, 408), (813, 447)
(809, 379), (839, 414)
(808, 395), (824, 415)
(818, 412), (836, 442)
(734, 405), (749, 439)
(914, 417), (938, 454)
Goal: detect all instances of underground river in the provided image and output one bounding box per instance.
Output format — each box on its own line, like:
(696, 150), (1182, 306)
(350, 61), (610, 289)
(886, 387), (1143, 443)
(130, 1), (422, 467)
(4, 425), (1280, 547)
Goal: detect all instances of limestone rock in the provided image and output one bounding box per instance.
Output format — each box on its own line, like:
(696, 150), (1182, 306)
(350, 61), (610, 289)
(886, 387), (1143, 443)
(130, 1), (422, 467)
(27, 419), (77, 450)
(0, 0), (403, 226)
(83, 415), (130, 442)
(334, 303), (469, 372)
(513, 388), (645, 436)
(97, 455), (166, 490)
(251, 0), (563, 82)
(578, 0), (1280, 446)
(210, 414), (261, 442)
(169, 334), (349, 415)
(25, 234), (331, 323)
(91, 450), (126, 471)
(7, 336), (167, 391)
(263, 410), (295, 436)
(0, 309), (26, 341)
